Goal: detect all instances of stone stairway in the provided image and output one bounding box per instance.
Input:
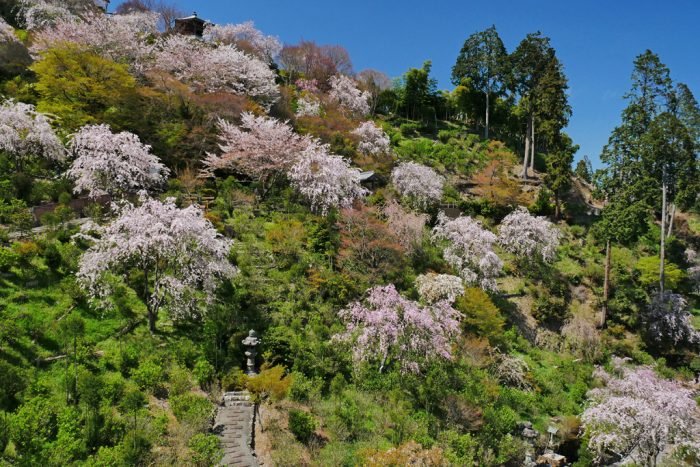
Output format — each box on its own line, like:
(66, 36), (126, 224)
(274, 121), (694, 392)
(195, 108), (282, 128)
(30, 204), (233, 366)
(214, 391), (258, 466)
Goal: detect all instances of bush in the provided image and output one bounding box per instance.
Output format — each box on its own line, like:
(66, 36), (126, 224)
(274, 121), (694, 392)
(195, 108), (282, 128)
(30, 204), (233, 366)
(289, 371), (323, 403)
(170, 393), (214, 432)
(288, 409), (316, 443)
(399, 122), (421, 137)
(0, 246), (18, 272)
(188, 433), (223, 466)
(635, 256), (683, 290)
(131, 360), (165, 394)
(245, 364), (292, 403)
(456, 288), (505, 343)
(192, 358), (215, 390)
(168, 365), (192, 397)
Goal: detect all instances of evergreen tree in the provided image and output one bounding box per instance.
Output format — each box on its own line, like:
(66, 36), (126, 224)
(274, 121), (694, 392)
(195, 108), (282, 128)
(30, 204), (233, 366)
(451, 25), (507, 139)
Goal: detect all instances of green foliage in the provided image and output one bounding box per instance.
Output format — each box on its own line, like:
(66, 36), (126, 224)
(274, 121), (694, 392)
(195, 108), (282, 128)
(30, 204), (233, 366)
(635, 256), (683, 289)
(30, 45), (137, 129)
(131, 360), (165, 393)
(192, 358), (215, 390)
(170, 393), (214, 432)
(456, 287), (505, 343)
(245, 364), (293, 403)
(188, 433), (224, 466)
(288, 409), (317, 443)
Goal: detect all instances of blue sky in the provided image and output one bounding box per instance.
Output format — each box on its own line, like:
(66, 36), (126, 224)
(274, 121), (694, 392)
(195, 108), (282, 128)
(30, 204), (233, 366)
(113, 0), (700, 168)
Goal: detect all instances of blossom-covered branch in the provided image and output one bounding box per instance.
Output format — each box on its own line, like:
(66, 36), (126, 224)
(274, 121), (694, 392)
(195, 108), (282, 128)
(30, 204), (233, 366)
(497, 207), (560, 262)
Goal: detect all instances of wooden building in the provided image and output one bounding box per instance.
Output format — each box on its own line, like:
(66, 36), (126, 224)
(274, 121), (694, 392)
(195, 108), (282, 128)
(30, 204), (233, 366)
(174, 12), (208, 37)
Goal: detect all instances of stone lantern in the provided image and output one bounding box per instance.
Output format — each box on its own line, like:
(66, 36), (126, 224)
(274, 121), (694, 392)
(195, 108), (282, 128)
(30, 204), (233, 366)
(242, 330), (260, 376)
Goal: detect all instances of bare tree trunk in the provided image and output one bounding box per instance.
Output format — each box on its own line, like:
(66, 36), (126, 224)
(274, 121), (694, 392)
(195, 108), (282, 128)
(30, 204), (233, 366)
(660, 180), (667, 294)
(522, 117), (531, 179)
(484, 91), (490, 140)
(601, 239), (611, 327)
(148, 307), (157, 335)
(666, 203), (676, 239)
(529, 116), (535, 172)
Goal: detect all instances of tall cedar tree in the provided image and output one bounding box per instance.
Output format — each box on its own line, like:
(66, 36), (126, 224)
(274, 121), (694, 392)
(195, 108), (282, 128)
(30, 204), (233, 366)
(451, 25), (507, 139)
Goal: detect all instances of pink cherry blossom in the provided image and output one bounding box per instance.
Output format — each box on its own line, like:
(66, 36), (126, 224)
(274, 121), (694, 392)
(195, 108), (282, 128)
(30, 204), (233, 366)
(643, 291), (699, 347)
(328, 74), (370, 116)
(414, 273), (464, 304)
(352, 121), (391, 155)
(151, 35), (279, 105)
(295, 95), (322, 117)
(288, 145), (368, 216)
(581, 357), (700, 465)
(203, 21), (282, 62)
(0, 99), (64, 163)
(1, 17), (19, 43)
(497, 206), (560, 262)
(335, 284), (461, 373)
(431, 212), (503, 291)
(77, 195), (237, 333)
(201, 112), (315, 184)
(19, 0), (74, 31)
(31, 11), (158, 74)
(382, 200), (427, 253)
(67, 124), (169, 198)
(391, 161), (445, 208)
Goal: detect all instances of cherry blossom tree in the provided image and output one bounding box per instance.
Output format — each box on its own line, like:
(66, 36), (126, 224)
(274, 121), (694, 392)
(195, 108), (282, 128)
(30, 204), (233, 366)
(383, 200), (427, 253)
(642, 292), (699, 348)
(328, 74), (370, 116)
(415, 273), (464, 304)
(152, 35), (279, 105)
(77, 195), (237, 334)
(391, 162), (445, 209)
(352, 121), (391, 155)
(581, 357), (700, 465)
(295, 78), (319, 93)
(0, 99), (65, 169)
(19, 0), (74, 31)
(295, 95), (321, 117)
(497, 207), (560, 262)
(31, 11), (158, 74)
(1, 17), (19, 43)
(67, 124), (169, 198)
(686, 248), (700, 294)
(335, 284), (461, 373)
(288, 145), (368, 216)
(431, 212), (503, 291)
(203, 21), (282, 62)
(201, 112), (315, 192)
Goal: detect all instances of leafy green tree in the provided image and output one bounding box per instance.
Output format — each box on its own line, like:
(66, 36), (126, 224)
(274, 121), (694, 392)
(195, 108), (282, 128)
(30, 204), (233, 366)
(509, 32), (570, 178)
(397, 61), (440, 122)
(452, 26), (507, 139)
(544, 133), (578, 218)
(30, 45), (137, 130)
(574, 155), (593, 183)
(58, 313), (85, 405)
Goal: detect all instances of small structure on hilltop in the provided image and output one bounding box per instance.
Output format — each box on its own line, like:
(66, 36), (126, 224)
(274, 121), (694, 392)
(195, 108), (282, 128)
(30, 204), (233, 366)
(174, 12), (208, 37)
(94, 0), (109, 11)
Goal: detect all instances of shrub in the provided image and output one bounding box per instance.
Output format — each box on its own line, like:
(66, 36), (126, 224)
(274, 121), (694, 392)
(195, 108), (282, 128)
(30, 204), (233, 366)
(221, 368), (247, 391)
(245, 364), (293, 403)
(289, 371), (323, 403)
(188, 433), (223, 466)
(170, 393), (214, 432)
(0, 246), (18, 272)
(131, 360), (165, 393)
(192, 358), (215, 390)
(635, 256), (683, 290)
(455, 288), (505, 343)
(168, 365), (192, 397)
(288, 409), (316, 443)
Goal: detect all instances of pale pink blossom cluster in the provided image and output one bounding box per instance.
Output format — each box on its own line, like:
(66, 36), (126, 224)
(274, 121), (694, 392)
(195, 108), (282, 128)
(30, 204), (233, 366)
(391, 162), (445, 208)
(352, 121), (391, 155)
(497, 207), (560, 262)
(0, 99), (64, 162)
(202, 112), (316, 183)
(643, 291), (699, 347)
(288, 145), (368, 216)
(152, 35), (279, 105)
(31, 11), (158, 73)
(295, 95), (322, 117)
(19, 0), (73, 31)
(431, 212), (503, 291)
(0, 17), (18, 43)
(328, 74), (370, 116)
(295, 78), (319, 93)
(203, 21), (282, 62)
(383, 200), (427, 253)
(492, 353), (531, 390)
(414, 273), (464, 304)
(335, 284), (461, 373)
(581, 357), (700, 465)
(686, 248), (700, 294)
(67, 124), (169, 198)
(77, 195), (237, 324)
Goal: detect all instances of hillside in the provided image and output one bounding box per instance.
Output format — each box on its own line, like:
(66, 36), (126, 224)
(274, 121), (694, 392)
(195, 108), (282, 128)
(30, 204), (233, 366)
(0, 2), (699, 467)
